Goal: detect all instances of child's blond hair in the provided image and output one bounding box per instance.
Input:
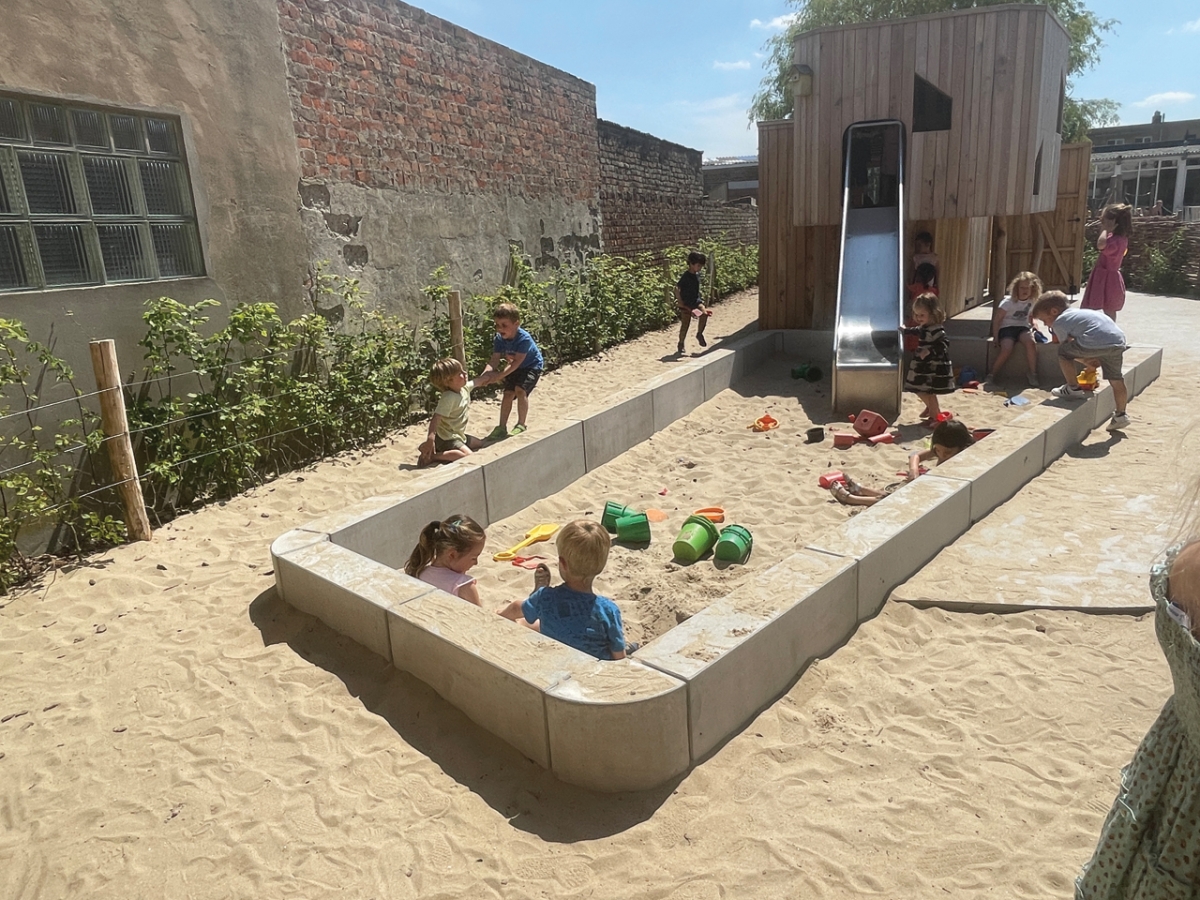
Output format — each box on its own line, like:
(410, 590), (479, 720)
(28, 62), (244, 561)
(1031, 290), (1070, 321)
(1007, 271), (1043, 303)
(557, 519), (610, 580)
(493, 302), (521, 324)
(429, 357), (465, 391)
(913, 292), (946, 324)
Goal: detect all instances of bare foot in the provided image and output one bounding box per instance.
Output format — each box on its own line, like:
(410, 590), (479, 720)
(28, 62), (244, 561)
(533, 563), (551, 591)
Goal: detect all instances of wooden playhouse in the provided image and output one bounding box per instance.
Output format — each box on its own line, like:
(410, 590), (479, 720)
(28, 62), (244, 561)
(758, 3), (1090, 331)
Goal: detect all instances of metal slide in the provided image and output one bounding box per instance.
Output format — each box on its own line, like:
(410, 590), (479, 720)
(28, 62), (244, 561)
(830, 121), (906, 422)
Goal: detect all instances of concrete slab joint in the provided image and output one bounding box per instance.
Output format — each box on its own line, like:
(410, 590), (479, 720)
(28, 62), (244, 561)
(270, 332), (1163, 792)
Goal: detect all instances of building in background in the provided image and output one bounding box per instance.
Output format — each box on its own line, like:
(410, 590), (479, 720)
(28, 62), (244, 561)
(702, 156), (758, 205)
(1087, 112), (1200, 218)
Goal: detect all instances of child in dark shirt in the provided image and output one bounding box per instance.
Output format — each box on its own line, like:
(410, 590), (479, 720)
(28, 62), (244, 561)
(674, 251), (709, 355)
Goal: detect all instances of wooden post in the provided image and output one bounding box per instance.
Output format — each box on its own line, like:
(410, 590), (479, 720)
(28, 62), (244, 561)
(447, 290), (466, 368)
(989, 220), (1008, 305)
(89, 340), (152, 542)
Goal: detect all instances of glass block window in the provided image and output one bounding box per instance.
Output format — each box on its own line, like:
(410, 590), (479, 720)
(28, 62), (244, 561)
(0, 91), (203, 291)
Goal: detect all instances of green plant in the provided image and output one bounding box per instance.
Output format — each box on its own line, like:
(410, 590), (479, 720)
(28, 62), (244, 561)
(2, 239), (759, 593)
(1132, 229), (1191, 297)
(0, 319), (109, 592)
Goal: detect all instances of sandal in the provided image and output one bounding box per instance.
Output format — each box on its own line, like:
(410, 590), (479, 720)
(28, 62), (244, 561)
(486, 425), (508, 441)
(510, 424), (527, 436)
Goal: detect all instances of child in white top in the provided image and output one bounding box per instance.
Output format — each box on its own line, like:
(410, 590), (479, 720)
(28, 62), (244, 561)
(988, 271), (1043, 387)
(403, 514), (486, 606)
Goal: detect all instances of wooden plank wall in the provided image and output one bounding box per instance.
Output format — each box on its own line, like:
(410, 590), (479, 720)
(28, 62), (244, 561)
(1002, 142), (1090, 291)
(909, 216), (992, 317)
(758, 120), (840, 329)
(791, 4), (1070, 227)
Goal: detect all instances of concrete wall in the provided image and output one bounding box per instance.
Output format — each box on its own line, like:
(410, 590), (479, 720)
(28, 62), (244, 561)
(278, 0), (603, 316)
(0, 0), (310, 380)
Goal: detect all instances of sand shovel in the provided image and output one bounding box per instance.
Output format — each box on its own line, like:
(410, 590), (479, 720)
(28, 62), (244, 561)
(493, 523), (559, 561)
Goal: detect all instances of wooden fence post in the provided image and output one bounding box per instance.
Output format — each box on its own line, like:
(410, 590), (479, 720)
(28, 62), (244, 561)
(89, 340), (152, 542)
(448, 290), (466, 368)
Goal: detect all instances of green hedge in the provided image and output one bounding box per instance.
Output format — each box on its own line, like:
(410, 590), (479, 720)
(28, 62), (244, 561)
(0, 237), (757, 592)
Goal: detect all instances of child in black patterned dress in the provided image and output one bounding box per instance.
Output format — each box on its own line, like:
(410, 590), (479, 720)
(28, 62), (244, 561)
(903, 292), (955, 424)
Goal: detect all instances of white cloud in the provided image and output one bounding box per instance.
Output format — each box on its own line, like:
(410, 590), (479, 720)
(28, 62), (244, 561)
(750, 14), (798, 30)
(1183, 17), (1200, 32)
(1132, 91), (1197, 107)
(671, 94), (758, 156)
(714, 60), (752, 71)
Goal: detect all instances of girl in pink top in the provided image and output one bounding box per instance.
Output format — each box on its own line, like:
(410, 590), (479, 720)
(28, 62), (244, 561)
(403, 514), (486, 606)
(1081, 203), (1132, 321)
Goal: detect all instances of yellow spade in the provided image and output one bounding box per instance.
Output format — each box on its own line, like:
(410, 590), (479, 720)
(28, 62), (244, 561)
(493, 523), (559, 561)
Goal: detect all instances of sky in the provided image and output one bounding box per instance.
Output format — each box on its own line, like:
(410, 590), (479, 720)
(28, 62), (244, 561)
(414, 0), (1199, 159)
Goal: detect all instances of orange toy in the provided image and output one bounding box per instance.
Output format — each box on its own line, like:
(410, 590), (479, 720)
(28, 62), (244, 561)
(692, 507), (726, 523)
(749, 414), (780, 432)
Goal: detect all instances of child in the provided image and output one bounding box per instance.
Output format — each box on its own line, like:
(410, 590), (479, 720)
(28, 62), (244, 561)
(912, 231), (939, 279)
(830, 420), (975, 507)
(903, 263), (938, 353)
(475, 303), (544, 440)
(497, 519), (628, 660)
(903, 293), (955, 423)
(1032, 290), (1130, 431)
(987, 271), (1043, 387)
(1075, 481), (1200, 894)
(674, 250), (709, 355)
(1081, 203), (1132, 322)
(418, 358), (483, 466)
(404, 514), (486, 606)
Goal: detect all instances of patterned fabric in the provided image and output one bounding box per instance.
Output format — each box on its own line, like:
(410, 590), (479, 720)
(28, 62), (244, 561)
(1076, 544), (1200, 899)
(903, 323), (955, 395)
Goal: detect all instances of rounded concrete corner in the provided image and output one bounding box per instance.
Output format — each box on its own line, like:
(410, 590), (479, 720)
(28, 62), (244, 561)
(545, 661), (690, 792)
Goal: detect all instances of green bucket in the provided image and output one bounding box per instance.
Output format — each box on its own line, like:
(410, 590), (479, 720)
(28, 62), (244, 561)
(713, 524), (753, 563)
(791, 363), (823, 382)
(601, 501), (637, 533)
(673, 514), (720, 562)
(615, 512), (651, 543)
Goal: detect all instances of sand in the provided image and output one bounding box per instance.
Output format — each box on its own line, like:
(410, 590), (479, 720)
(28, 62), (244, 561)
(1, 288), (1194, 899)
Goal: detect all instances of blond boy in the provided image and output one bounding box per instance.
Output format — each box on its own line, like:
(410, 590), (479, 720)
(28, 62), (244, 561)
(498, 520), (628, 660)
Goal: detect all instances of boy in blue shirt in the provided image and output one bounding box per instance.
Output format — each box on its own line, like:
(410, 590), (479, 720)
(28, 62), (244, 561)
(476, 303), (544, 440)
(498, 519), (628, 660)
(1032, 290), (1131, 431)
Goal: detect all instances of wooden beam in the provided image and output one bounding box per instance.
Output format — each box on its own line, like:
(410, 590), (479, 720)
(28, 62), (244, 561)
(89, 340), (152, 543)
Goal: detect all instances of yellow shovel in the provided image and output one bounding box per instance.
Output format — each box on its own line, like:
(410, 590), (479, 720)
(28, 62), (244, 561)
(493, 523), (559, 561)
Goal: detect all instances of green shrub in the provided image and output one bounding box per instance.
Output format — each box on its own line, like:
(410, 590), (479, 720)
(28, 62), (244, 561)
(1130, 230), (1191, 297)
(1, 238), (757, 592)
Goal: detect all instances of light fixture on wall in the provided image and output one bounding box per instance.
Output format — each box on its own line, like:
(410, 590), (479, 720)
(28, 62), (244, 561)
(788, 64), (813, 98)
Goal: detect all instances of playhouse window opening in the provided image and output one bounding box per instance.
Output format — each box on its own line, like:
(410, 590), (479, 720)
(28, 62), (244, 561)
(912, 76), (952, 133)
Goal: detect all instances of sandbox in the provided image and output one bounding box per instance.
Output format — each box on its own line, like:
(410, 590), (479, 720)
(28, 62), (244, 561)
(270, 330), (1162, 792)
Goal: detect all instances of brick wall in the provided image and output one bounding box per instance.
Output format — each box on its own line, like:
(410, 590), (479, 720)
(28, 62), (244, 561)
(598, 120), (757, 257)
(278, 0), (599, 200)
(274, 0), (602, 314)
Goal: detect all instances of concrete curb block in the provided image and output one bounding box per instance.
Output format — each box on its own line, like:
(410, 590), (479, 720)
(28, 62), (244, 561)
(271, 333), (1162, 792)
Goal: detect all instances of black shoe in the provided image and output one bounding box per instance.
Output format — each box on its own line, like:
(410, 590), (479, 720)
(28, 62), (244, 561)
(697, 334), (707, 347)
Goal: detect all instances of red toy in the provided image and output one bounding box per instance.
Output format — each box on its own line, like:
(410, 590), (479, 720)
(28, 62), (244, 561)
(851, 409), (889, 438)
(819, 471), (847, 488)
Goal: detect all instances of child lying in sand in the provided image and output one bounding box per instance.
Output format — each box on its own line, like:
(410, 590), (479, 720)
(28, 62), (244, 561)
(497, 519), (630, 660)
(830, 420), (975, 507)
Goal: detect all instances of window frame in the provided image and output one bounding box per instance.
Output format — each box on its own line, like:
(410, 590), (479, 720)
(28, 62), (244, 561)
(0, 92), (203, 294)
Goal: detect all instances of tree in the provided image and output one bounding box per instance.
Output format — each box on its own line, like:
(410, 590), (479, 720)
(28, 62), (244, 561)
(749, 0), (1117, 142)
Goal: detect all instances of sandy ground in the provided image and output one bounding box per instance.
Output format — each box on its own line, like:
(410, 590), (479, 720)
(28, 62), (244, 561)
(1, 289), (1194, 899)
